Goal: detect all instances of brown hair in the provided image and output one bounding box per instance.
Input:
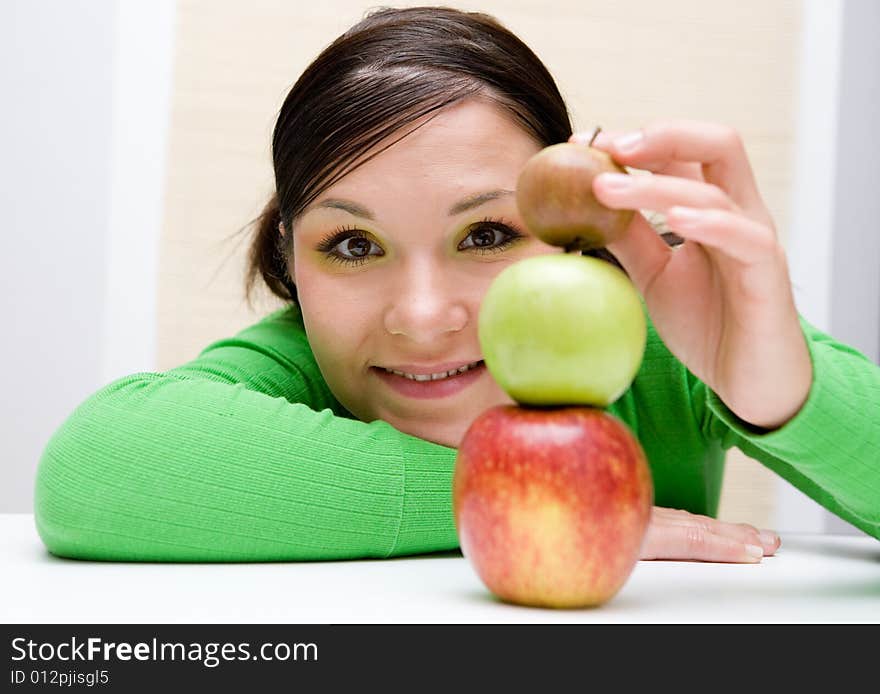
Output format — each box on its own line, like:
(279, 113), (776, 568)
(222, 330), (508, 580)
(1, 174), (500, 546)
(245, 5), (673, 305)
(244, 5), (570, 304)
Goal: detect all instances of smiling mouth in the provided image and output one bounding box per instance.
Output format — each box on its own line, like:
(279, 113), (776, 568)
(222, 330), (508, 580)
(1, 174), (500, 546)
(378, 360), (485, 381)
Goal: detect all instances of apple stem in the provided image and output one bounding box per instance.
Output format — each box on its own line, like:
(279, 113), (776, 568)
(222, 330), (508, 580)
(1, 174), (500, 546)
(589, 126), (602, 147)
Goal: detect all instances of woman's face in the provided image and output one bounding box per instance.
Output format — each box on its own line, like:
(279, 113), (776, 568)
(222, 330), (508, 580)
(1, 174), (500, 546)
(290, 98), (562, 448)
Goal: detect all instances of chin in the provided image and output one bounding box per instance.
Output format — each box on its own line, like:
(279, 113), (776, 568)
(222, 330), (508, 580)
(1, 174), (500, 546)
(358, 387), (512, 449)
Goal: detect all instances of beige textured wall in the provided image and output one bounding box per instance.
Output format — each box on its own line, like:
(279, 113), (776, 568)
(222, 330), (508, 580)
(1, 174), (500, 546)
(158, 0), (802, 529)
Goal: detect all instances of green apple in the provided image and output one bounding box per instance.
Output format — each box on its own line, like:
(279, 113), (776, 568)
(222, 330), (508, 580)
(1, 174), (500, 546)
(478, 254), (646, 407)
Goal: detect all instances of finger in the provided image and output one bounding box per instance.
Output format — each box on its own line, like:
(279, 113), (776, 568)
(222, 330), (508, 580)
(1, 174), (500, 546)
(665, 206), (779, 264)
(598, 121), (765, 209)
(641, 521), (764, 563)
(713, 522), (780, 555)
(593, 170), (738, 216)
(651, 508), (781, 556)
(657, 510), (776, 555)
(707, 521), (779, 555)
(570, 128), (627, 149)
(570, 129), (703, 181)
(758, 528), (782, 555)
(602, 211), (672, 297)
(640, 160), (704, 182)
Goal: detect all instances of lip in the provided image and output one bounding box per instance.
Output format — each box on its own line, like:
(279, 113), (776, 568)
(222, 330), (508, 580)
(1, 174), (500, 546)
(370, 361), (487, 400)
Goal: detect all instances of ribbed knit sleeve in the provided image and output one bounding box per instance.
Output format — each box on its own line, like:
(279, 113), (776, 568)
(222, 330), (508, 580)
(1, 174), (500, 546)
(35, 302), (879, 562)
(34, 306), (460, 561)
(700, 316), (880, 539)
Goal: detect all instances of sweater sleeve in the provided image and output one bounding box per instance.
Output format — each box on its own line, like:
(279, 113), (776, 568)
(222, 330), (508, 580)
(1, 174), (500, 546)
(699, 315), (880, 539)
(34, 306), (460, 562)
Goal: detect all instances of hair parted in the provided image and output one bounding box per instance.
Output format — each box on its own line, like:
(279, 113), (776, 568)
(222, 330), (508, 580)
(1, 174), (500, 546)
(244, 5), (678, 305)
(245, 5), (572, 304)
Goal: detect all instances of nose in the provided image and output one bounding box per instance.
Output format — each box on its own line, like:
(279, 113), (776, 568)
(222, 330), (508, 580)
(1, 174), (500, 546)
(383, 260), (469, 343)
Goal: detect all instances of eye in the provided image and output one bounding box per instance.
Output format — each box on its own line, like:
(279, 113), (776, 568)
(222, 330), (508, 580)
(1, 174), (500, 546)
(335, 236), (381, 259)
(458, 218), (526, 253)
(316, 226), (384, 265)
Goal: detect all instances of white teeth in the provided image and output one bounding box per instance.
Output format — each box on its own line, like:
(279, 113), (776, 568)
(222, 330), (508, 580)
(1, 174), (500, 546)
(383, 360), (483, 381)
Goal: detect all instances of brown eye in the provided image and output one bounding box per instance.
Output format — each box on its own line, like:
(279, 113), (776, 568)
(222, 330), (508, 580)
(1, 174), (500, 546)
(458, 221), (524, 252)
(330, 234), (383, 261)
(343, 237), (372, 257)
(472, 228), (498, 247)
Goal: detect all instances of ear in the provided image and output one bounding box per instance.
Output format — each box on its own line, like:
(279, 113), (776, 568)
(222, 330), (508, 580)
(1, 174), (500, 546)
(278, 221), (295, 284)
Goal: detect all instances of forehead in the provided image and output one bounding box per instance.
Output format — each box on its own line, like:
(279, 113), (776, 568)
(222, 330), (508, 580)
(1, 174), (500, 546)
(324, 98), (541, 197)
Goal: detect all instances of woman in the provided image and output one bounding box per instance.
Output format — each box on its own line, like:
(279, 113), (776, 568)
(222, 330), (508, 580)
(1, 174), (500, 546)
(35, 6), (879, 563)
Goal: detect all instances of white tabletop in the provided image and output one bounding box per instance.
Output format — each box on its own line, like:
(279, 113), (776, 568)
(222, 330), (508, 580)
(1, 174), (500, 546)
(3, 514), (879, 623)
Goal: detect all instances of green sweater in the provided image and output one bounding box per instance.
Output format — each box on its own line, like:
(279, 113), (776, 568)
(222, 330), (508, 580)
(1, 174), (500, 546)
(34, 304), (880, 561)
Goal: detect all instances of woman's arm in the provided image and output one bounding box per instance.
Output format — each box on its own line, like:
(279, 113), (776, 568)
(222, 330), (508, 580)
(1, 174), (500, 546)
(574, 121), (879, 544)
(34, 307), (460, 561)
(700, 315), (880, 539)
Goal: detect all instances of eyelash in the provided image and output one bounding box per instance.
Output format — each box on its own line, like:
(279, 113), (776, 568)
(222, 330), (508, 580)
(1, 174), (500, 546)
(315, 217), (527, 266)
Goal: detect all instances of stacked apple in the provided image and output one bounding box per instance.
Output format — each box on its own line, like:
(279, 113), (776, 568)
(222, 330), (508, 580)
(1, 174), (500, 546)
(452, 135), (654, 609)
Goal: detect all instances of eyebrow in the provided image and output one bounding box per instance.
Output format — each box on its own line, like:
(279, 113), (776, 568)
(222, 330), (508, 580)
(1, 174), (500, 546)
(306, 189), (515, 220)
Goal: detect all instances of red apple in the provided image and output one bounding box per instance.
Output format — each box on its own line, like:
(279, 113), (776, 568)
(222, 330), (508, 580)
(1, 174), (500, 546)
(453, 404), (653, 608)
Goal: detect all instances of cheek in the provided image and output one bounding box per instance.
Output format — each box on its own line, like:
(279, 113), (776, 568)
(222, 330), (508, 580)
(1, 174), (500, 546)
(295, 270), (377, 374)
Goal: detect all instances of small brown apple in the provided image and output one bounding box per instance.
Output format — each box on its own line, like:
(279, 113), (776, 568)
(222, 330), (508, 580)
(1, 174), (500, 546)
(516, 133), (635, 251)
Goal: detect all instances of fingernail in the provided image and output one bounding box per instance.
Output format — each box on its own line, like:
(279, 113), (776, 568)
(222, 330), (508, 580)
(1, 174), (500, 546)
(613, 130), (644, 153)
(745, 544), (764, 561)
(759, 530), (779, 547)
(597, 172), (630, 190)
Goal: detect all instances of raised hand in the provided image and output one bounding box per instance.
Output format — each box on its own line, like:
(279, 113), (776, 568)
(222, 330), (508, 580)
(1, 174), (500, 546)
(571, 121), (812, 430)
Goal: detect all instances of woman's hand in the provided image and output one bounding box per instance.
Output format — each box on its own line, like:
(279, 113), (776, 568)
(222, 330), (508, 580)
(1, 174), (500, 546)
(571, 121), (812, 430)
(641, 506), (780, 562)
